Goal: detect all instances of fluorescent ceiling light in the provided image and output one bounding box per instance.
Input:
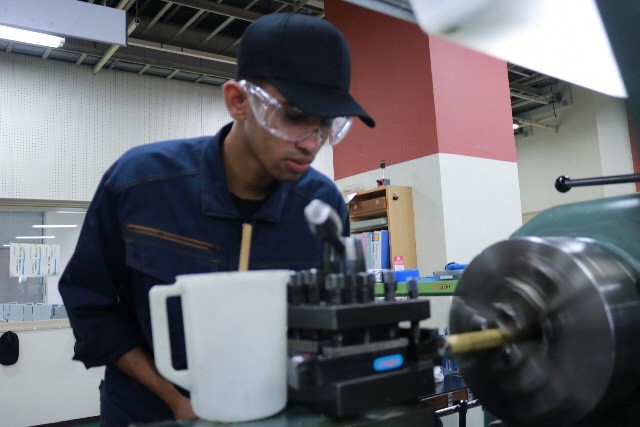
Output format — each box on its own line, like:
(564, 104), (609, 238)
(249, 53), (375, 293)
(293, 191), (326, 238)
(0, 24), (64, 48)
(2, 244), (9, 247)
(15, 236), (55, 239)
(0, 0), (126, 46)
(513, 123), (520, 129)
(32, 224), (77, 228)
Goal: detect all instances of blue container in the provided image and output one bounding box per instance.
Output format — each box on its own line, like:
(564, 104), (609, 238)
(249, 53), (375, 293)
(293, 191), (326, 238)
(394, 269), (420, 282)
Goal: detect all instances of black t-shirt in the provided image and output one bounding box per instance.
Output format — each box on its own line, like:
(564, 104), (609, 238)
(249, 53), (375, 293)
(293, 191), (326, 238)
(231, 193), (267, 223)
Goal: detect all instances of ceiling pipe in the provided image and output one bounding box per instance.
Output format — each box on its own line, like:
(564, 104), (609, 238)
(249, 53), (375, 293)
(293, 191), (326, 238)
(166, 69), (180, 79)
(196, 0), (260, 49)
(513, 116), (559, 133)
(509, 82), (542, 96)
(76, 53), (87, 65)
(140, 1), (173, 35)
(138, 64), (151, 75)
(64, 41), (236, 80)
(510, 90), (552, 105)
(93, 17), (140, 74)
(127, 37), (236, 65)
(508, 67), (531, 78)
(161, 0), (262, 22)
(168, 9), (205, 42)
(42, 47), (53, 59)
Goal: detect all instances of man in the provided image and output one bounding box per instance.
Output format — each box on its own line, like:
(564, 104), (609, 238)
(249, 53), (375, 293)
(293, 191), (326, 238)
(59, 12), (374, 426)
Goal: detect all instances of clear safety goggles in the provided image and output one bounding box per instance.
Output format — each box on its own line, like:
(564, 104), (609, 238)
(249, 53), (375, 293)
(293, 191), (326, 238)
(239, 80), (353, 147)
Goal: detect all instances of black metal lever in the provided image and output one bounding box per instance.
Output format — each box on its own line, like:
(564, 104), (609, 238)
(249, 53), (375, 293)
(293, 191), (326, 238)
(555, 173), (640, 193)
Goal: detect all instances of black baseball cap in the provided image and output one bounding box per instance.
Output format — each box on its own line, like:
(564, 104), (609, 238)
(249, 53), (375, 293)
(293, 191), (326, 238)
(237, 12), (375, 128)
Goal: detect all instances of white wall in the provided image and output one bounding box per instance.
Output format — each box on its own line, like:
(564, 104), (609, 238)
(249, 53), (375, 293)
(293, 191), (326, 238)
(0, 52), (335, 202)
(438, 154), (522, 263)
(0, 53), (228, 201)
(0, 328), (104, 427)
(516, 85), (635, 214)
(594, 91), (636, 198)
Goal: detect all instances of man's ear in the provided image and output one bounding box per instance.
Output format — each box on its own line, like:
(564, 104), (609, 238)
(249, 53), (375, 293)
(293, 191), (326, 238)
(223, 80), (247, 120)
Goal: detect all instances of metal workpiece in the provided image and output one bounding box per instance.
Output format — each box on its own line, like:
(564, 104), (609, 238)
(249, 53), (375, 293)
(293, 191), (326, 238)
(449, 236), (640, 427)
(438, 329), (509, 358)
(438, 326), (541, 358)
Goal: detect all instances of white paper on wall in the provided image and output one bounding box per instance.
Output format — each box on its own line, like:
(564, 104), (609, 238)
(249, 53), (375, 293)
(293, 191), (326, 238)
(9, 243), (61, 277)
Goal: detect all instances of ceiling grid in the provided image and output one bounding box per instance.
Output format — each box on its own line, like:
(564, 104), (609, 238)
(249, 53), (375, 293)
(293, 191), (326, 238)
(0, 0), (561, 129)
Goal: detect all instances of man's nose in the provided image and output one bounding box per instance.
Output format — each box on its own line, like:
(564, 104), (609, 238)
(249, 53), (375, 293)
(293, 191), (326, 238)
(294, 130), (322, 152)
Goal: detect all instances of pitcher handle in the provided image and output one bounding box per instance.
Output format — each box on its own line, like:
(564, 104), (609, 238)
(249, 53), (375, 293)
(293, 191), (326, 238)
(149, 283), (191, 389)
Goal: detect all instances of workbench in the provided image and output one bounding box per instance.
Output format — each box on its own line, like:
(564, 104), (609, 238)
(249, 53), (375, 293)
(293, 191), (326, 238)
(134, 374), (474, 427)
(374, 279), (458, 297)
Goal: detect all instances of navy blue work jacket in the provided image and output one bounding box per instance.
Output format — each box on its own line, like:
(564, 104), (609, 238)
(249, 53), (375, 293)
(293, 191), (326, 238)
(59, 123), (349, 425)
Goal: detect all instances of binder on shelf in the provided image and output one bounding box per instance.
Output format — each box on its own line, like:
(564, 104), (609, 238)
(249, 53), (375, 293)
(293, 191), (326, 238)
(380, 230), (390, 269)
(350, 223), (390, 270)
(366, 232), (373, 270)
(371, 231), (381, 269)
(350, 217), (388, 232)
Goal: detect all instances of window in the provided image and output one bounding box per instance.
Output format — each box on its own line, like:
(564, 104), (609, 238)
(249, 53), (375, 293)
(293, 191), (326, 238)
(0, 207), (86, 321)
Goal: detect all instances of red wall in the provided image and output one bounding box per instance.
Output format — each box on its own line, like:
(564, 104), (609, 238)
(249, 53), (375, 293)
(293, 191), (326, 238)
(429, 36), (516, 162)
(325, 0), (516, 179)
(326, 0), (438, 179)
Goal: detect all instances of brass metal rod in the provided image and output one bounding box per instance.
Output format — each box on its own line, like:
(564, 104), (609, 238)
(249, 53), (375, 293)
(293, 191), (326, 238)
(439, 328), (509, 357)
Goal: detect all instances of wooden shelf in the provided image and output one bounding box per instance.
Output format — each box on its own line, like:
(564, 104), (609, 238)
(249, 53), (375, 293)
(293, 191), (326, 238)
(348, 185), (417, 270)
(0, 318), (70, 333)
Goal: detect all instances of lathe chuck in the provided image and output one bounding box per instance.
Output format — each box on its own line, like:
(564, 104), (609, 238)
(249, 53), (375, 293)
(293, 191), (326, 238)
(449, 236), (640, 426)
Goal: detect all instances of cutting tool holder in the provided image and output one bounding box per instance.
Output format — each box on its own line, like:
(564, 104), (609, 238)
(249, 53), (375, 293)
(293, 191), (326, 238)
(287, 207), (437, 417)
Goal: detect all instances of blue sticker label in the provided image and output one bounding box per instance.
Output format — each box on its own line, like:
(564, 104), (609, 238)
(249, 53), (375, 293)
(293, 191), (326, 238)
(373, 354), (404, 371)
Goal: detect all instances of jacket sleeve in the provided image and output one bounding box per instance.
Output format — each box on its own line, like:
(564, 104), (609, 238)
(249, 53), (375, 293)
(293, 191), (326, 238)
(338, 195), (350, 237)
(59, 167), (145, 368)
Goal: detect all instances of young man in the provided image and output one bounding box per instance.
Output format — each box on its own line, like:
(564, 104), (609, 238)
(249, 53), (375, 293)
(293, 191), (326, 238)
(59, 12), (374, 426)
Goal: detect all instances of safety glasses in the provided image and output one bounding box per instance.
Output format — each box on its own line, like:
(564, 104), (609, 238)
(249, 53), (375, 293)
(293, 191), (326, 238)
(239, 80), (353, 147)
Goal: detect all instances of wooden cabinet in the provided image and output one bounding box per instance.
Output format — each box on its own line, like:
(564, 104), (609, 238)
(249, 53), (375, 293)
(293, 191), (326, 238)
(347, 185), (417, 269)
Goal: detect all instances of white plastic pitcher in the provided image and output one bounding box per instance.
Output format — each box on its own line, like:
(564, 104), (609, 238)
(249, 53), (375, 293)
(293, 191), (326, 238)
(149, 270), (291, 422)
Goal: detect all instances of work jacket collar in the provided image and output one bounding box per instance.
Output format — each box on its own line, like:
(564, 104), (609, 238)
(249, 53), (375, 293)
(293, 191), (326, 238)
(201, 122), (294, 223)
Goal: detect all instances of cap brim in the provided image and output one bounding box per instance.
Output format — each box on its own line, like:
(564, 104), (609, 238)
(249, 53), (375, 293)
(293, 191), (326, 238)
(270, 78), (375, 128)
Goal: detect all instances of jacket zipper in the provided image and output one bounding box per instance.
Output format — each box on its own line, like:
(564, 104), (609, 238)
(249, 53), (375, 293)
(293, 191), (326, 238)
(126, 224), (215, 252)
